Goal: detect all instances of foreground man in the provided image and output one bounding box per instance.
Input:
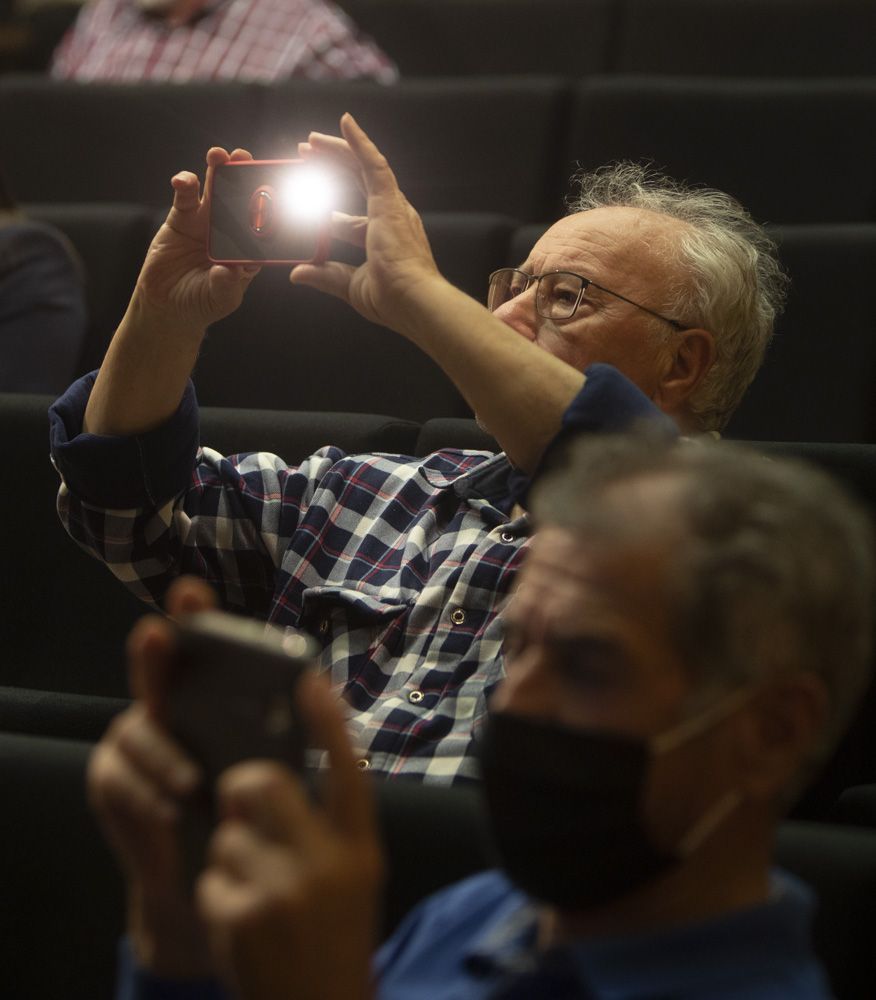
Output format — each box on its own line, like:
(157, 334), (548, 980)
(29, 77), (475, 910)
(51, 115), (787, 779)
(93, 434), (874, 999)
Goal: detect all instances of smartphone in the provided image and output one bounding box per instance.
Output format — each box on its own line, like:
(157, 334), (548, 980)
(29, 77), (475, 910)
(208, 159), (339, 265)
(167, 610), (320, 887)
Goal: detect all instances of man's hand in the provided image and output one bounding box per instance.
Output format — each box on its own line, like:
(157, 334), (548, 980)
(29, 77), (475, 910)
(133, 146), (261, 332)
(83, 147), (262, 436)
(87, 577), (218, 977)
(196, 673), (383, 1000)
(290, 113), (441, 335)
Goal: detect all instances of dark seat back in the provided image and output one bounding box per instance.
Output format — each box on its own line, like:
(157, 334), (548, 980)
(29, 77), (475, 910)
(337, 0), (616, 77)
(2, 733), (872, 1000)
(615, 0), (876, 78)
(0, 77), (264, 206)
(727, 225), (876, 443)
(191, 212), (514, 418)
(565, 77), (876, 225)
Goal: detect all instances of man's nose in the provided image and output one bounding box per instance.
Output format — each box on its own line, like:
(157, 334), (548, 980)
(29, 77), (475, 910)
(491, 289), (539, 343)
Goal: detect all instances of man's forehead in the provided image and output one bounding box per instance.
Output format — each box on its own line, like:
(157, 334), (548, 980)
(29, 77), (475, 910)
(524, 206), (684, 274)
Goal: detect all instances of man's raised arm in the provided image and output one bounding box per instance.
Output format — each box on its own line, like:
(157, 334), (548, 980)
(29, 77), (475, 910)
(291, 115), (586, 473)
(83, 147), (260, 437)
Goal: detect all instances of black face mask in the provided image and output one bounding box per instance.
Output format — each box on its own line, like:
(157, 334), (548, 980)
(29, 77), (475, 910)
(478, 706), (744, 911)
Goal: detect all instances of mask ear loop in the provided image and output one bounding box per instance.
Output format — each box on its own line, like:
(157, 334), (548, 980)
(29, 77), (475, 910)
(650, 684), (756, 755)
(650, 684), (756, 858)
(675, 790), (744, 857)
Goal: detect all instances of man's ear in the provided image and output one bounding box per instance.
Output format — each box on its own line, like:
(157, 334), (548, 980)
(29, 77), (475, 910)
(653, 328), (715, 421)
(734, 673), (830, 803)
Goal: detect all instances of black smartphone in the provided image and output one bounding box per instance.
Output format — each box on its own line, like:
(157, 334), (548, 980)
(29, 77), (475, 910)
(167, 610), (320, 887)
(208, 159), (341, 265)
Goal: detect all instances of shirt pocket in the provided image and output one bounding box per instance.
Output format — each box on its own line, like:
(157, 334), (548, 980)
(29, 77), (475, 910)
(299, 585), (412, 690)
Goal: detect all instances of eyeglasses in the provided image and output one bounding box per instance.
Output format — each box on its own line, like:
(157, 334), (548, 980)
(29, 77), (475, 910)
(487, 268), (684, 330)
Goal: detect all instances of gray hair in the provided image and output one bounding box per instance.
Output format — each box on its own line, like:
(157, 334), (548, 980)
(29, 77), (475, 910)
(532, 433), (875, 790)
(567, 163), (789, 432)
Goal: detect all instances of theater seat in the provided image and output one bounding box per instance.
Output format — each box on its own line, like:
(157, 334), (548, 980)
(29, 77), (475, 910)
(2, 734), (873, 1000)
(337, 0), (615, 77)
(565, 77), (876, 226)
(0, 77), (264, 206)
(726, 225), (876, 443)
(615, 0), (876, 78)
(190, 212), (515, 419)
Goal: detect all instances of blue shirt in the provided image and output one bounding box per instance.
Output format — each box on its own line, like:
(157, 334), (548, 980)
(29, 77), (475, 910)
(118, 869), (832, 999)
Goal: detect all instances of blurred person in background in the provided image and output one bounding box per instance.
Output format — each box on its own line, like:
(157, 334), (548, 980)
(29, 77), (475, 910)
(90, 433), (875, 1000)
(0, 163), (86, 392)
(50, 0), (397, 83)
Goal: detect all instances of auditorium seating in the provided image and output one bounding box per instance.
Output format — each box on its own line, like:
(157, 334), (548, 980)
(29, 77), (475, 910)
(9, 0), (876, 79)
(338, 0), (616, 78)
(1, 75), (572, 220)
(6, 74), (876, 227)
(188, 211), (513, 417)
(614, 0), (876, 78)
(563, 78), (876, 226)
(339, 0), (876, 79)
(2, 731), (875, 1000)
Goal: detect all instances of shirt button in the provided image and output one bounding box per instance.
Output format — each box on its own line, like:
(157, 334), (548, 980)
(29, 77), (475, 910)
(318, 618), (330, 636)
(408, 689), (425, 704)
(450, 608), (466, 625)
(356, 758), (371, 771)
(500, 531), (515, 543)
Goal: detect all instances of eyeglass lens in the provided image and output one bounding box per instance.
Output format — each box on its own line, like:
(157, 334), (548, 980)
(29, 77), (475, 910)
(488, 269), (585, 320)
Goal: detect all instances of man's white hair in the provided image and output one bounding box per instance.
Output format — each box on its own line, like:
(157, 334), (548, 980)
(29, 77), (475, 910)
(567, 162), (789, 432)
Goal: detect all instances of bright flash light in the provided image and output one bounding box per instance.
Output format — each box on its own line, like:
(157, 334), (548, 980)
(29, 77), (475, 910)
(280, 167), (337, 222)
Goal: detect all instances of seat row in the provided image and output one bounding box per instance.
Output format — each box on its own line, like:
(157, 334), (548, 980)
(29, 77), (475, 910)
(3, 389), (876, 820)
(1, 729), (875, 1000)
(338, 0), (876, 79)
(10, 0), (875, 80)
(4, 74), (876, 225)
(24, 201), (876, 443)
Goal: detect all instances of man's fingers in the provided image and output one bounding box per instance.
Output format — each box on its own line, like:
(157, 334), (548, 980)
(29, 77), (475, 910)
(88, 727), (178, 829)
(127, 614), (178, 713)
(106, 703), (201, 798)
(329, 211), (368, 249)
(216, 762), (326, 853)
(170, 171), (202, 213)
(339, 112), (399, 199)
(289, 260), (355, 302)
(165, 575), (220, 619)
(302, 132), (367, 199)
(297, 674), (376, 840)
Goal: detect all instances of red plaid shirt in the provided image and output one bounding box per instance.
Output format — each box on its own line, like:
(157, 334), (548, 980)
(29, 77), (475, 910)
(50, 0), (398, 83)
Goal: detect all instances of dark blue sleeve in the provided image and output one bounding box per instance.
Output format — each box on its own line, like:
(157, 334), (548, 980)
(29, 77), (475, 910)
(508, 363), (678, 505)
(0, 222), (87, 394)
(49, 370), (200, 508)
(115, 938), (229, 1000)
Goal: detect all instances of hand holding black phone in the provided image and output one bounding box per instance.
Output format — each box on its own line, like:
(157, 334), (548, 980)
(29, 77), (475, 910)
(166, 610), (320, 887)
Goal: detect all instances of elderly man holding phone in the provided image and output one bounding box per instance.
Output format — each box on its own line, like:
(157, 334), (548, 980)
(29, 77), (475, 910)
(50, 115), (786, 781)
(90, 433), (874, 999)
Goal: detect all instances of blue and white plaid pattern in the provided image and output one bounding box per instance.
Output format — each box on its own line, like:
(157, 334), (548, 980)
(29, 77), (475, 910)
(58, 441), (529, 783)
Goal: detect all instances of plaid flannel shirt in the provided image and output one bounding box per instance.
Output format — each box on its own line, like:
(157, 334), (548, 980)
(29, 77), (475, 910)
(50, 0), (398, 84)
(49, 366), (667, 783)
